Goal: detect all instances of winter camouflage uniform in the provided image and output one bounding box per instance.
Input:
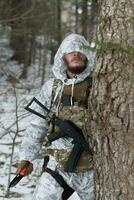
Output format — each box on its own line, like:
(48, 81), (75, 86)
(19, 34), (96, 200)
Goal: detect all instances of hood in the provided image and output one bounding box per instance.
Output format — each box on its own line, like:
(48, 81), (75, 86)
(52, 33), (96, 85)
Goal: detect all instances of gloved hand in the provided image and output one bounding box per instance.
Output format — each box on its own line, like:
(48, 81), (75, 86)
(17, 160), (33, 176)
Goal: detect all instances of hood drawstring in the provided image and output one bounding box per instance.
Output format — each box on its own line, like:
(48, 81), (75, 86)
(69, 173), (73, 185)
(71, 76), (77, 106)
(53, 84), (61, 105)
(53, 76), (77, 114)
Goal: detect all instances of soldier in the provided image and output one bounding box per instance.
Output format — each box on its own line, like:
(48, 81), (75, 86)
(17, 33), (96, 200)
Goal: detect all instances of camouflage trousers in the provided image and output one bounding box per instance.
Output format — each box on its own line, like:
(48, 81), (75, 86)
(32, 169), (94, 200)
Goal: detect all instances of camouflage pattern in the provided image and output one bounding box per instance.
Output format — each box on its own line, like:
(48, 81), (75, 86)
(47, 77), (93, 173)
(46, 148), (93, 172)
(33, 172), (63, 200)
(33, 169), (94, 200)
(19, 34), (96, 200)
(58, 103), (91, 141)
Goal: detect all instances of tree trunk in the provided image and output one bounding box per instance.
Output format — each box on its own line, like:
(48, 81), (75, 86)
(74, 0), (79, 33)
(81, 0), (88, 38)
(90, 0), (134, 199)
(57, 0), (62, 46)
(88, 0), (98, 42)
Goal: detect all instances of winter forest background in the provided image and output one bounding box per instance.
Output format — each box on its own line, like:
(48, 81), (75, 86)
(0, 0), (97, 199)
(0, 0), (134, 200)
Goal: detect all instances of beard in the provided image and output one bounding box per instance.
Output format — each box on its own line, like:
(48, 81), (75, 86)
(64, 58), (87, 74)
(67, 65), (86, 74)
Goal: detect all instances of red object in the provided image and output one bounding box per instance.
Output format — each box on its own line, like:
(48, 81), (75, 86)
(19, 167), (28, 176)
(9, 161), (32, 188)
(19, 160), (32, 176)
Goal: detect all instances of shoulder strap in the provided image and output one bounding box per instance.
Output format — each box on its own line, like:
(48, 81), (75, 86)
(45, 168), (75, 200)
(50, 79), (62, 109)
(50, 76), (92, 108)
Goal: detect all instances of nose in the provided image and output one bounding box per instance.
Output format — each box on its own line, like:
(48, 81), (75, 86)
(73, 52), (80, 57)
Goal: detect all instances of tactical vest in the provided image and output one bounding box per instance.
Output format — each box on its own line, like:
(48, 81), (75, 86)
(46, 77), (93, 172)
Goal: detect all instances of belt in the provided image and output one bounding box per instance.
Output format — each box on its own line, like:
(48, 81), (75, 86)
(45, 148), (93, 173)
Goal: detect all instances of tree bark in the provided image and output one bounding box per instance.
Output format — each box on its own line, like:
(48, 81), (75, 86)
(90, 0), (134, 199)
(74, 0), (79, 33)
(57, 0), (62, 46)
(81, 0), (88, 38)
(88, 0), (98, 42)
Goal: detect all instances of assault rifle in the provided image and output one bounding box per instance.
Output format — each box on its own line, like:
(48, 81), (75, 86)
(25, 97), (93, 172)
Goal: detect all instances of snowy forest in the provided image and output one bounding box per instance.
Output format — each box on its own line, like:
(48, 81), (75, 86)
(0, 0), (133, 200)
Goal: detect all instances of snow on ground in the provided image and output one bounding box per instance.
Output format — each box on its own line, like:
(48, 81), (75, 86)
(0, 82), (46, 200)
(0, 31), (52, 199)
(1, 82), (52, 198)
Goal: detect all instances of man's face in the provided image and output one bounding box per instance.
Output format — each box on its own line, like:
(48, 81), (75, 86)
(63, 52), (87, 74)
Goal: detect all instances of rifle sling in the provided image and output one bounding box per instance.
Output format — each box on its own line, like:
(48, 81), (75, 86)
(44, 167), (74, 200)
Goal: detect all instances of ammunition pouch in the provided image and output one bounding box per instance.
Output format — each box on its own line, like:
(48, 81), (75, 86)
(46, 148), (93, 173)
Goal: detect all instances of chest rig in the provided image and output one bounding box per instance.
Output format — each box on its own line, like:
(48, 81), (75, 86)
(47, 76), (93, 172)
(51, 77), (92, 138)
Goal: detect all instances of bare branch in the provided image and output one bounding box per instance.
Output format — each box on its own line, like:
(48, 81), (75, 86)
(5, 86), (20, 197)
(0, 1), (35, 23)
